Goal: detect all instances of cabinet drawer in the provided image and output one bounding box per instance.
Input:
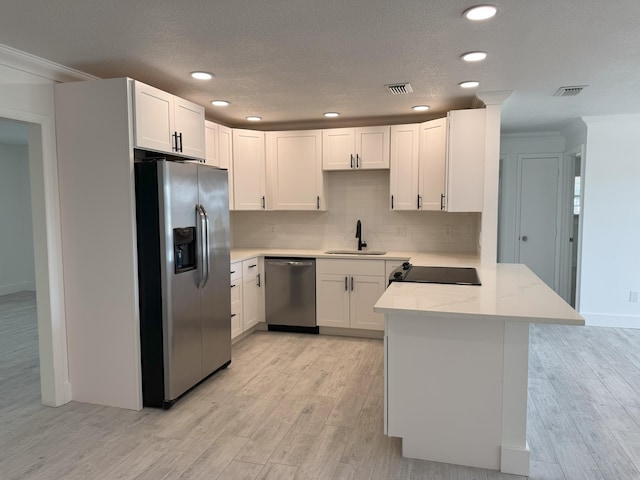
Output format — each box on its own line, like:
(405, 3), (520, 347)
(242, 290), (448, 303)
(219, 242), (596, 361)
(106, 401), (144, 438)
(230, 261), (242, 282)
(230, 281), (243, 310)
(316, 258), (385, 276)
(231, 307), (243, 339)
(242, 257), (259, 277)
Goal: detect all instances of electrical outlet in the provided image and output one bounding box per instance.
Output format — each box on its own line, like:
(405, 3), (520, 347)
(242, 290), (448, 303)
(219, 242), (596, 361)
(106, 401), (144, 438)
(444, 225), (453, 237)
(268, 224), (276, 233)
(395, 226), (406, 236)
(630, 291), (639, 303)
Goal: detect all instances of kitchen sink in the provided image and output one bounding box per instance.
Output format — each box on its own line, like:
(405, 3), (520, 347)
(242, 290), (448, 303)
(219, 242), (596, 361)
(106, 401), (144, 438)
(324, 250), (387, 255)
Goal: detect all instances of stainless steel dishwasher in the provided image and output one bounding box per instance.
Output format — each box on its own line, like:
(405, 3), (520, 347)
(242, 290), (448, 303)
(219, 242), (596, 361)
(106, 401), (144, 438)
(264, 257), (318, 333)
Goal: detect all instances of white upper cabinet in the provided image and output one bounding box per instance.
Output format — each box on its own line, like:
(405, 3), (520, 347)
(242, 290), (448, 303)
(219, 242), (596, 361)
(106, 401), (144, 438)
(204, 120), (219, 167)
(390, 109), (485, 212)
(390, 124), (420, 210)
(133, 81), (205, 159)
(266, 130), (326, 210)
(218, 125), (234, 209)
(445, 109), (485, 212)
(232, 129), (267, 211)
(418, 117), (447, 211)
(322, 126), (390, 170)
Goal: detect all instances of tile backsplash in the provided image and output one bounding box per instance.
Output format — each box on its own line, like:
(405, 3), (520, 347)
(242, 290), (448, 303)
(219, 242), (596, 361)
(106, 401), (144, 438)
(230, 171), (480, 253)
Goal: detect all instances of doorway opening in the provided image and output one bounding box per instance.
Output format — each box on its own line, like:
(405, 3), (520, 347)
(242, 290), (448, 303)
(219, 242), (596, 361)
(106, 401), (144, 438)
(565, 150), (584, 308)
(0, 117), (39, 404)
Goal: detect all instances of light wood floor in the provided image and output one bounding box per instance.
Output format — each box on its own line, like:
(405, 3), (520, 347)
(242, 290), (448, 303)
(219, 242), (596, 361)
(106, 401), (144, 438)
(2, 291), (640, 479)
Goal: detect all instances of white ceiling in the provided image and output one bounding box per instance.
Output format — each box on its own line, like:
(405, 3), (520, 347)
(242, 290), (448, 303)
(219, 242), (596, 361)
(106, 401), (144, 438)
(1, 0), (640, 133)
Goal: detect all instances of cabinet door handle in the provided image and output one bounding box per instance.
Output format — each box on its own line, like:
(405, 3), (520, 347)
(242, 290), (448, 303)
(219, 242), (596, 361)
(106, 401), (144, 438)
(345, 276), (348, 291)
(248, 264), (257, 268)
(317, 196), (320, 209)
(261, 195), (266, 209)
(256, 273), (261, 287)
(172, 132), (179, 151)
(350, 154), (354, 169)
(350, 276), (354, 291)
(178, 132), (183, 152)
(417, 195), (421, 210)
(391, 195), (394, 209)
(231, 313), (237, 318)
(440, 194), (445, 211)
(230, 270), (236, 274)
(356, 154), (360, 168)
(230, 284), (236, 288)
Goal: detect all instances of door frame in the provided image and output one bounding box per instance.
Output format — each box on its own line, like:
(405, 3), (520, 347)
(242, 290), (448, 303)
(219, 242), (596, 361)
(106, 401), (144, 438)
(515, 153), (563, 291)
(0, 107), (70, 407)
(559, 145), (585, 307)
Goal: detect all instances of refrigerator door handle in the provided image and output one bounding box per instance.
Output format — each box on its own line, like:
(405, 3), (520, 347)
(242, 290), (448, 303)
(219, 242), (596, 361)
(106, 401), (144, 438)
(195, 205), (207, 289)
(202, 205), (211, 287)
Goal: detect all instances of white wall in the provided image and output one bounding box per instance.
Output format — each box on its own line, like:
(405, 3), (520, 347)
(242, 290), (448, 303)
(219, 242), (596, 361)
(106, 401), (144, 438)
(0, 43), (95, 406)
(0, 142), (35, 294)
(498, 133), (566, 262)
(580, 115), (640, 327)
(231, 170), (481, 253)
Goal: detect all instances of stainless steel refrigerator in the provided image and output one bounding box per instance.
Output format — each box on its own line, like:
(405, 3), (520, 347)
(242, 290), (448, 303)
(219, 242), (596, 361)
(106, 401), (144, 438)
(134, 159), (231, 408)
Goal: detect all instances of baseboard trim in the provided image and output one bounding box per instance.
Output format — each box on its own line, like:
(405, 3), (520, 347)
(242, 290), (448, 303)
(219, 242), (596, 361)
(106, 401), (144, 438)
(319, 326), (384, 339)
(582, 312), (640, 329)
(500, 444), (530, 476)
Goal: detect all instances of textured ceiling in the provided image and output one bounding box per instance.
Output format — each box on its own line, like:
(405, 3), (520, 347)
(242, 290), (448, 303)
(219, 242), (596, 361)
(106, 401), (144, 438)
(1, 0), (640, 132)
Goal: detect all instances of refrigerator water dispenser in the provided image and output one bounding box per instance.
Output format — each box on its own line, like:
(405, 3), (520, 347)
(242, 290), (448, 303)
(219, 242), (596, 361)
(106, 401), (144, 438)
(173, 227), (196, 273)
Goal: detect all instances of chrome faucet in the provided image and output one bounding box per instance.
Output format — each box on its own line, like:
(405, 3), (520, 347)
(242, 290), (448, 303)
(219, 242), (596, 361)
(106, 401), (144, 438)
(355, 219), (367, 250)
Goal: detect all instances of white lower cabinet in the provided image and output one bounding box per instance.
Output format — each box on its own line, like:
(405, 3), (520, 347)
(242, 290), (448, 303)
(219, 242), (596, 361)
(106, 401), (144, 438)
(230, 257), (263, 339)
(242, 257), (262, 331)
(316, 259), (386, 331)
(230, 262), (243, 339)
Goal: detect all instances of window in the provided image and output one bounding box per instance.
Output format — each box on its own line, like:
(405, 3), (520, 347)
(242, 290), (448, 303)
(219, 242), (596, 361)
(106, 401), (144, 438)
(573, 176), (581, 215)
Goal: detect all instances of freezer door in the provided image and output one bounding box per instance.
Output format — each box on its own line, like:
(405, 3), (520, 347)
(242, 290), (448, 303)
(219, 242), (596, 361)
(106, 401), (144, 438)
(161, 161), (203, 400)
(197, 166), (232, 375)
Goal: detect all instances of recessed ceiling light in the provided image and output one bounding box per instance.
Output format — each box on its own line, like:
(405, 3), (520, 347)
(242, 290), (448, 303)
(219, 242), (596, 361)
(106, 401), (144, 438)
(459, 81), (480, 88)
(246, 116), (262, 121)
(461, 51), (488, 62)
(211, 100), (230, 107)
(412, 105), (430, 111)
(190, 71), (213, 80)
(463, 5), (497, 21)
(324, 112), (340, 118)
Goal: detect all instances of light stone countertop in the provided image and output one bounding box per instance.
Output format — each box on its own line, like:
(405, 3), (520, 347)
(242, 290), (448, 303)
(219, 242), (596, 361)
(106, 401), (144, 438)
(375, 263), (585, 325)
(229, 248), (584, 326)
(230, 248), (417, 263)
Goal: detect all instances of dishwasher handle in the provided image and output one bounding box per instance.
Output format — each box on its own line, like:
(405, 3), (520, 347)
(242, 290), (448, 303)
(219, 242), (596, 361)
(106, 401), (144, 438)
(266, 260), (314, 267)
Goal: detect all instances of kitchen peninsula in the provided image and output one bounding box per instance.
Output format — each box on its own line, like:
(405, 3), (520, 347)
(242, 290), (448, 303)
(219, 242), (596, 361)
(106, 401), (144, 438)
(375, 260), (585, 477)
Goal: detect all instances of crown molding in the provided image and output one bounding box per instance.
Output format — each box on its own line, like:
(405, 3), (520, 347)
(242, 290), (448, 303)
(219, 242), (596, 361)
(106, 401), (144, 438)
(0, 43), (98, 82)
(474, 91), (513, 108)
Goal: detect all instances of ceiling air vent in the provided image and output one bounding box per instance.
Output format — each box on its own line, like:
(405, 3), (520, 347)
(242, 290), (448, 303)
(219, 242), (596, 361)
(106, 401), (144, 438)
(553, 85), (587, 97)
(386, 83), (413, 95)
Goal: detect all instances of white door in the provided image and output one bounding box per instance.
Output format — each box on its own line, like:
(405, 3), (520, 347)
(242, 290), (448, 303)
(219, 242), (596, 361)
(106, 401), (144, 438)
(390, 124), (419, 210)
(322, 128), (355, 170)
(267, 130), (323, 210)
(418, 118), (447, 210)
(356, 126), (390, 169)
(232, 129), (266, 210)
(316, 274), (350, 328)
(133, 81), (174, 153)
(517, 155), (561, 289)
(349, 275), (386, 330)
(174, 97), (205, 159)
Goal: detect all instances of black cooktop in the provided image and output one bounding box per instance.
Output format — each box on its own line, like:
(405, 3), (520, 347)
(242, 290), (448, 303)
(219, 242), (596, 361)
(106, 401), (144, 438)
(389, 263), (481, 286)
